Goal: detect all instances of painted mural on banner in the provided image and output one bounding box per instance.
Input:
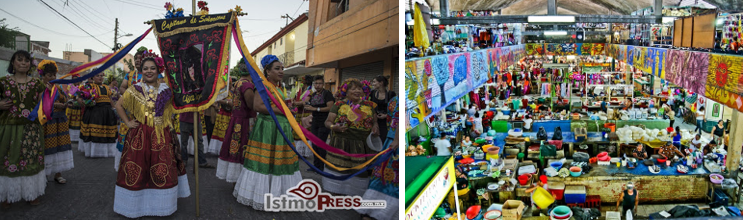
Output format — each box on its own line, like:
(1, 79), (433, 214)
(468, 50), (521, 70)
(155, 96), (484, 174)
(606, 44), (743, 113)
(405, 44), (525, 130)
(152, 13), (233, 112)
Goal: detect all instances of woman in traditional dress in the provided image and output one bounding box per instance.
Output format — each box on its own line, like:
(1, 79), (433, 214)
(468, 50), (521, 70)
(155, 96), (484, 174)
(358, 96), (399, 220)
(0, 50), (47, 207)
(113, 52), (189, 218)
(115, 48), (147, 171)
(207, 93), (232, 155)
(289, 75), (314, 158)
(322, 79), (379, 196)
(216, 60), (256, 183)
(78, 70), (118, 157)
(39, 60), (74, 184)
(233, 55), (301, 211)
(64, 75), (84, 142)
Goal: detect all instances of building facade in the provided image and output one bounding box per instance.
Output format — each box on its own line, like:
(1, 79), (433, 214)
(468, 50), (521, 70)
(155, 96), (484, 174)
(307, 0), (399, 93)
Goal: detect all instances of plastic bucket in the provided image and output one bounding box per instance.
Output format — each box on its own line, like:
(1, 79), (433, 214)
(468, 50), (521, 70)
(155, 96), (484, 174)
(604, 123), (616, 132)
(569, 166), (582, 177)
(533, 187), (556, 209)
(518, 174), (531, 185)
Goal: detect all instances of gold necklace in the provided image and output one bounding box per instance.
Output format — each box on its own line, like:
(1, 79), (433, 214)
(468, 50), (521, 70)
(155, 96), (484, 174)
(142, 83), (159, 120)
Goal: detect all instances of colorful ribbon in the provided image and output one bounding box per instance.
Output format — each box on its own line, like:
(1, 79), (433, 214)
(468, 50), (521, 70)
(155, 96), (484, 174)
(28, 85), (59, 125)
(51, 28), (153, 84)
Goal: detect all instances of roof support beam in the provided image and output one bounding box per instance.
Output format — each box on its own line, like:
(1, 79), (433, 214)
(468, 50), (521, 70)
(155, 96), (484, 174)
(548, 0), (557, 15)
(440, 15), (659, 25)
(439, 0), (449, 18)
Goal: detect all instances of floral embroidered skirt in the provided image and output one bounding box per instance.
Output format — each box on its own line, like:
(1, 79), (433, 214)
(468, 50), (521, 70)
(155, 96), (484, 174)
(216, 111), (251, 182)
(208, 109), (231, 154)
(0, 123), (47, 203)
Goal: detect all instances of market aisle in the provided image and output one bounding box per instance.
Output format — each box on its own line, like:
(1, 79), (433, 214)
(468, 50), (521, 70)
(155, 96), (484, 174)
(0, 142), (360, 219)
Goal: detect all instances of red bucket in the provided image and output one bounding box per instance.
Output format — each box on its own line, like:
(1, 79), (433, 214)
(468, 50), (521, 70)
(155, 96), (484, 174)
(518, 174), (531, 185)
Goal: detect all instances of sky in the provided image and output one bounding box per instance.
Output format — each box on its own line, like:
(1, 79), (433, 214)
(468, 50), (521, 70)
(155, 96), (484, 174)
(0, 0), (308, 67)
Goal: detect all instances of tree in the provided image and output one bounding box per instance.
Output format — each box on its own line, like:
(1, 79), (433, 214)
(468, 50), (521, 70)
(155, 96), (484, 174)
(0, 18), (20, 49)
(104, 67), (126, 86)
(122, 58), (135, 73)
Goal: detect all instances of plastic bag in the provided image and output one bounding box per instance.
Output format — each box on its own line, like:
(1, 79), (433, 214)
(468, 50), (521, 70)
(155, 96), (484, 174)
(537, 127), (548, 141)
(367, 134), (383, 152)
(573, 152), (590, 162)
(552, 127), (563, 140)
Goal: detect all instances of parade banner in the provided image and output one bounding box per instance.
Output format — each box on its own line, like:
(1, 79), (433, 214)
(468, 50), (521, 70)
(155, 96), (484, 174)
(545, 43), (579, 55)
(152, 13), (233, 112)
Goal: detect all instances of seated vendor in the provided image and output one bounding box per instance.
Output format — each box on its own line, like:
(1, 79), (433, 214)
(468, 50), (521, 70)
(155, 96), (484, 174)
(689, 134), (702, 153)
(659, 141), (685, 159)
(632, 144), (649, 160)
(703, 140), (717, 155)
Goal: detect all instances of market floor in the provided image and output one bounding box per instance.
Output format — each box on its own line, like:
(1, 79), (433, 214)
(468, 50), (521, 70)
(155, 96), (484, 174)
(522, 201), (743, 219)
(0, 141), (363, 219)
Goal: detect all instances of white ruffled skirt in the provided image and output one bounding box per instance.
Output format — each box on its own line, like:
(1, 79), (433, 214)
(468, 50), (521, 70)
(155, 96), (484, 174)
(44, 150), (75, 175)
(322, 168), (369, 196)
(69, 129), (80, 142)
(293, 140), (313, 158)
(232, 167), (302, 211)
(216, 158), (242, 183)
(113, 174), (191, 218)
(79, 141), (117, 158)
(207, 139), (222, 155)
(113, 150), (121, 172)
(355, 189), (399, 220)
(0, 170), (47, 203)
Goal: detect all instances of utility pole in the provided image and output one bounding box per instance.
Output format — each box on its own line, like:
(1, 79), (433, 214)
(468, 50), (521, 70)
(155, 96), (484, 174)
(113, 18), (118, 51)
(281, 14), (294, 26)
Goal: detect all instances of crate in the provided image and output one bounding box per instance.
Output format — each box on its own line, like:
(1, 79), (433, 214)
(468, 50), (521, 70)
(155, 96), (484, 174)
(564, 185), (587, 204)
(606, 211), (621, 220)
(712, 189), (730, 206)
(585, 195), (601, 208)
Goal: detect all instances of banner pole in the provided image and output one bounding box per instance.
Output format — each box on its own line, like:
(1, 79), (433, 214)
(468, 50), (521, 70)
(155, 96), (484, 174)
(194, 112), (200, 217)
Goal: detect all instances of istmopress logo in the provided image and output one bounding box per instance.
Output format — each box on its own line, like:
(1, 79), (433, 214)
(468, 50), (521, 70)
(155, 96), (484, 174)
(265, 179), (386, 212)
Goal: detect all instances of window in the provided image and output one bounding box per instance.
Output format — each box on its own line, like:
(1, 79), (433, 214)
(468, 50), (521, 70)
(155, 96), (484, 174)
(280, 38), (283, 45)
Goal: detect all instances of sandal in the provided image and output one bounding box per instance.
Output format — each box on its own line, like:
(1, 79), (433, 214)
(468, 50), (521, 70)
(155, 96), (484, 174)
(28, 199), (40, 206)
(54, 176), (67, 184)
(199, 163), (215, 169)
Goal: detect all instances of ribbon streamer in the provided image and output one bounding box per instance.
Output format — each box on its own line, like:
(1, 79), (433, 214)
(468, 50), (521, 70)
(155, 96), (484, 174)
(28, 85), (59, 125)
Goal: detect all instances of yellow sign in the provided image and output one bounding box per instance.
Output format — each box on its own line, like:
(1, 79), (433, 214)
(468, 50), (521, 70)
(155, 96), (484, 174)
(405, 157), (456, 220)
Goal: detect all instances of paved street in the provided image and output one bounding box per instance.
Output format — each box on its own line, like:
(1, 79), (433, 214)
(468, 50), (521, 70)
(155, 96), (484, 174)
(0, 141), (362, 220)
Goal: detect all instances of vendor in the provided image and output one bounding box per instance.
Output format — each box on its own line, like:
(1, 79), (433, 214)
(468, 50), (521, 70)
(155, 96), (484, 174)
(703, 140), (717, 155)
(600, 97), (608, 113)
(433, 135), (452, 156)
(659, 141), (685, 159)
(689, 134), (702, 153)
(632, 144), (649, 160)
(616, 182), (639, 218)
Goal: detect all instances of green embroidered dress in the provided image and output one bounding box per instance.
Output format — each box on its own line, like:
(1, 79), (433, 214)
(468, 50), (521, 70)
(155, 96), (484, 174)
(0, 76), (47, 203)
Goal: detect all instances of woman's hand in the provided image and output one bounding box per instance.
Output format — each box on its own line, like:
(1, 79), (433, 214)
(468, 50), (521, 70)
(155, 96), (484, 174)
(126, 120), (139, 129)
(332, 124), (348, 133)
(372, 124), (379, 135)
(376, 113), (387, 120)
(0, 99), (12, 110)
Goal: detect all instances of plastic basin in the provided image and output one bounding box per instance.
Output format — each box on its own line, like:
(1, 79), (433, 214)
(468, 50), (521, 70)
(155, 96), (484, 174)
(710, 174), (724, 184)
(518, 174), (532, 185)
(550, 161), (563, 170)
(532, 187), (556, 209)
(569, 166), (582, 177)
(597, 152), (608, 158)
(551, 205), (572, 217)
(483, 210), (502, 220)
(466, 205), (482, 220)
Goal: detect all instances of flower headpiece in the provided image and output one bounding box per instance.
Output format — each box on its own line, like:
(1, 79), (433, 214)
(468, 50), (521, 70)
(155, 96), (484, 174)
(261, 55), (279, 70)
(141, 50), (165, 73)
(164, 2), (184, 19)
(228, 5), (243, 14)
(136, 46), (148, 54)
(37, 60), (57, 77)
(337, 78), (371, 99)
(237, 58), (250, 76)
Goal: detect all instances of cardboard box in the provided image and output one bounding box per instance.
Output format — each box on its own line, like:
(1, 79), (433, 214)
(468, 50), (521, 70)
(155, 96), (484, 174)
(501, 200), (525, 220)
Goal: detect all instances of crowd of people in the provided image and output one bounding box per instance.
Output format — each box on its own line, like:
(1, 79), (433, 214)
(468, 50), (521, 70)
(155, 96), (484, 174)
(0, 49), (399, 220)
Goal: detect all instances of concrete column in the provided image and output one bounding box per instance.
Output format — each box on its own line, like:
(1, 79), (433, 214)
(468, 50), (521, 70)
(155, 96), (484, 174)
(440, 0), (449, 18)
(726, 110), (742, 177)
(547, 0), (556, 15)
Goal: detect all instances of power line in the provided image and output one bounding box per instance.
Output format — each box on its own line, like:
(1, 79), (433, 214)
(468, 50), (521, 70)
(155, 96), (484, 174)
(292, 1), (306, 17)
(110, 0), (161, 11)
(59, 1), (110, 31)
(101, 0), (113, 15)
(70, 0), (115, 25)
(38, 0), (111, 48)
(0, 8), (113, 38)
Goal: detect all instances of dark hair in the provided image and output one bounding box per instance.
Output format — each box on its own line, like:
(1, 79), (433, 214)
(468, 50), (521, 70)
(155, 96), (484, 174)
(675, 126), (680, 135)
(346, 80), (364, 91)
(374, 75), (389, 87)
(699, 107), (705, 111)
(7, 50), (32, 74)
(40, 62), (58, 77)
(474, 112), (480, 118)
(314, 75), (324, 82)
(302, 75), (314, 85)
